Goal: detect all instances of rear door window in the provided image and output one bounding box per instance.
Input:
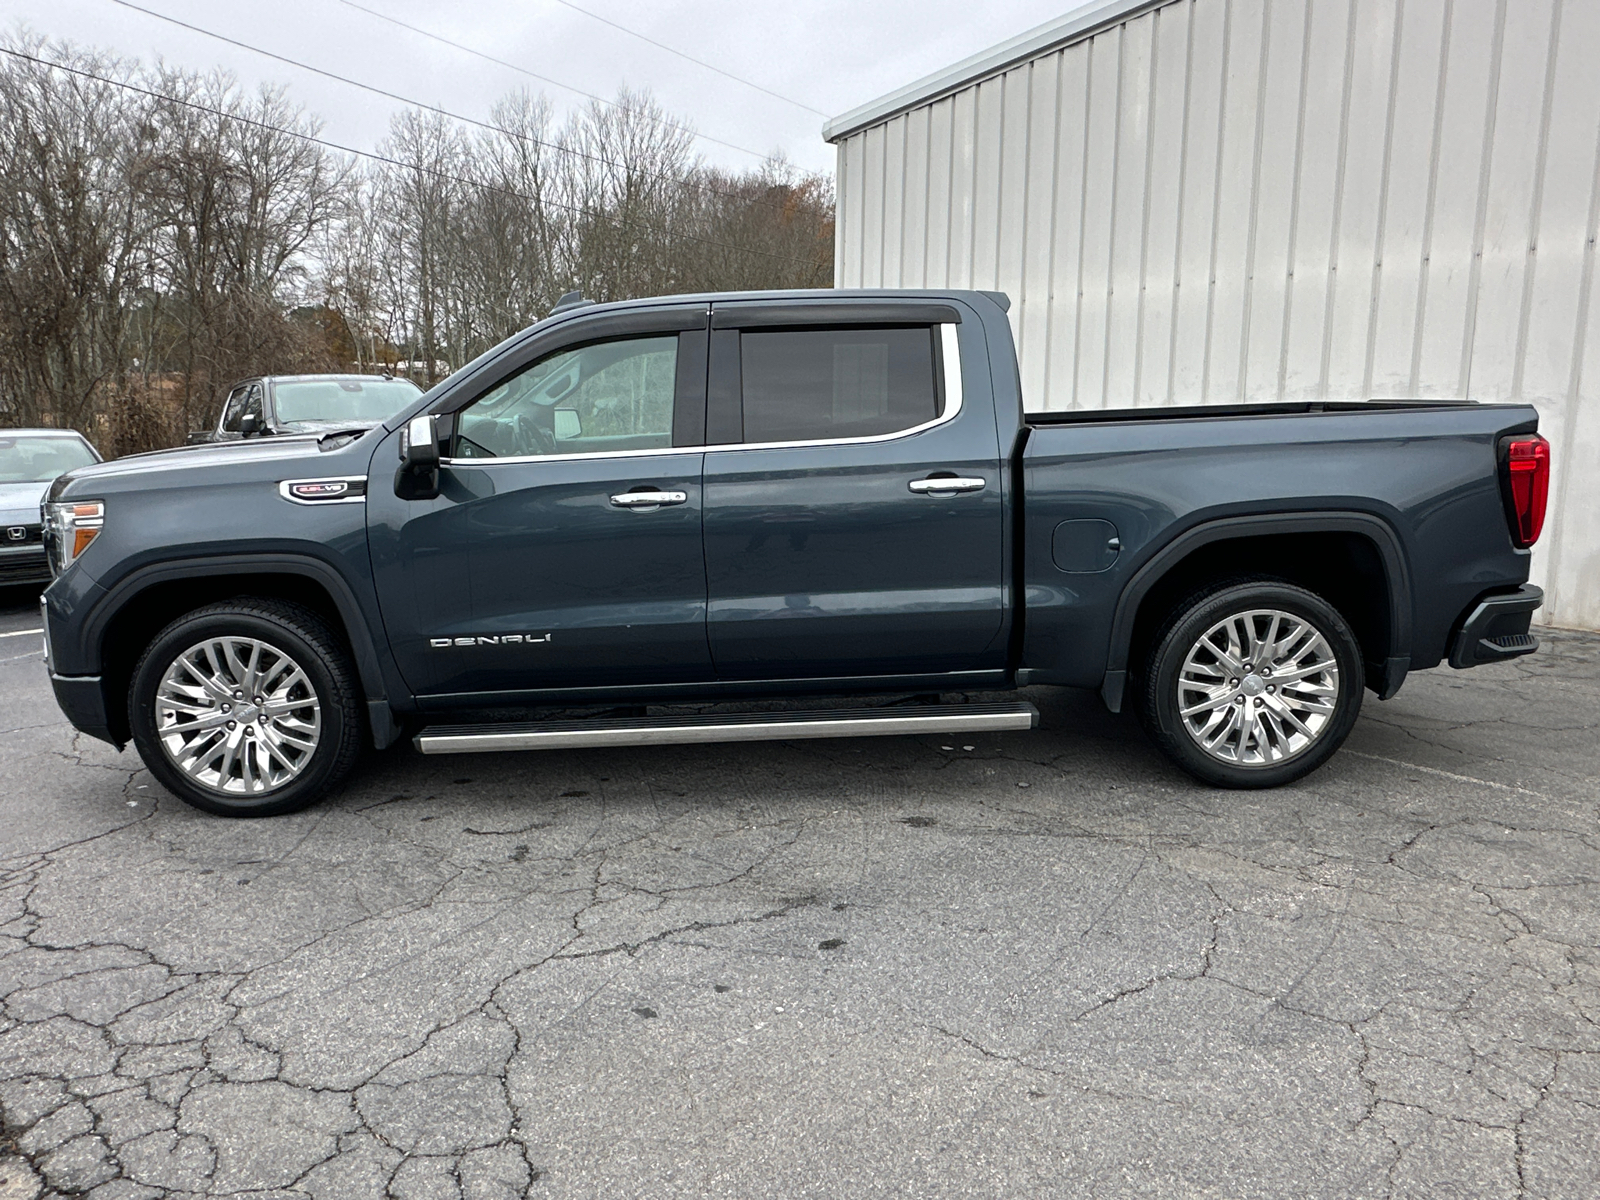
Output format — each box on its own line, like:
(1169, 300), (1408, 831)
(739, 327), (942, 443)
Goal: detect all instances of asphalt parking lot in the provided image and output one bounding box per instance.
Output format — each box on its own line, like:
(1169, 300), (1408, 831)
(0, 584), (1596, 1199)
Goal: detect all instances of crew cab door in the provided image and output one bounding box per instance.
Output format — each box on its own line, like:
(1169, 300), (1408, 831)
(368, 307), (712, 699)
(701, 303), (1005, 681)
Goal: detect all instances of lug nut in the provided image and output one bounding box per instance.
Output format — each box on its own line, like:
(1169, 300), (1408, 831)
(221, 703), (231, 713)
(1262, 667), (1272, 676)
(233, 690), (243, 699)
(226, 720), (236, 730)
(1267, 685), (1276, 693)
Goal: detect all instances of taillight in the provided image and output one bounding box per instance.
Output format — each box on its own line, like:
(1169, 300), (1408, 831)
(1501, 434), (1550, 548)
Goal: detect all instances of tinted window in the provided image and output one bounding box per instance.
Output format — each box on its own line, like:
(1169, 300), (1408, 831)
(455, 336), (678, 459)
(219, 387), (249, 432)
(739, 327), (941, 443)
(273, 378), (422, 425)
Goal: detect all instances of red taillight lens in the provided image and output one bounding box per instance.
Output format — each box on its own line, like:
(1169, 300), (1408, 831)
(1504, 435), (1550, 547)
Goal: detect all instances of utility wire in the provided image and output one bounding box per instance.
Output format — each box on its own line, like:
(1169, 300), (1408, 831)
(110, 0), (802, 222)
(0, 47), (828, 271)
(329, 0), (777, 161)
(543, 0), (829, 117)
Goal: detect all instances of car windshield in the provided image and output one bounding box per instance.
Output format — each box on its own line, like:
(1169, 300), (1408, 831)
(0, 435), (98, 483)
(272, 378), (422, 425)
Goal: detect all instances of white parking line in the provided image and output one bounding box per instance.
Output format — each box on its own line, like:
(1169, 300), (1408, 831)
(0, 628), (43, 638)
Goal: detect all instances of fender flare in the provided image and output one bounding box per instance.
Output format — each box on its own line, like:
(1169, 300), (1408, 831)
(85, 553), (404, 748)
(1099, 511), (1413, 712)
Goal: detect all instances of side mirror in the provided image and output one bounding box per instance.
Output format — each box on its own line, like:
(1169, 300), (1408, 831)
(395, 413), (441, 500)
(239, 413), (261, 437)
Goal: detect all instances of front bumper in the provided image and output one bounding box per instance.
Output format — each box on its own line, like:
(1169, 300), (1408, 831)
(1449, 584), (1543, 669)
(49, 672), (121, 747)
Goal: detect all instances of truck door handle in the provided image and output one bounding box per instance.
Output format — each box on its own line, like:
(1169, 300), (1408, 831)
(908, 475), (986, 494)
(610, 489), (688, 508)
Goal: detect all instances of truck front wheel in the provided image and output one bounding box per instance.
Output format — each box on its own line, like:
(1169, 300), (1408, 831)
(1137, 579), (1363, 788)
(128, 599), (364, 817)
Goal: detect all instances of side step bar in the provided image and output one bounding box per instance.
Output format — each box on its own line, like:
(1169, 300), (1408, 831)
(413, 702), (1039, 755)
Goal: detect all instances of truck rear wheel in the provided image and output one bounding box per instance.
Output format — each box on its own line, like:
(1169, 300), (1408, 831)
(1136, 579), (1362, 788)
(128, 599), (364, 817)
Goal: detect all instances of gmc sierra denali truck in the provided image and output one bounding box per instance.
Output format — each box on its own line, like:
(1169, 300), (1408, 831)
(39, 290), (1548, 817)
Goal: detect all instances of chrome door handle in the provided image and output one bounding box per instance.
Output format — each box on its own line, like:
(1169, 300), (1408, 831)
(908, 476), (986, 494)
(610, 490), (688, 508)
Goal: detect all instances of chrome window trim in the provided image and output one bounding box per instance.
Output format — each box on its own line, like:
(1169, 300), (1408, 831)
(277, 476), (370, 505)
(441, 446), (702, 468)
(438, 323), (963, 467)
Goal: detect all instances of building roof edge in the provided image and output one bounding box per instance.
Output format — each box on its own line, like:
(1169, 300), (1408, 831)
(822, 0), (1174, 143)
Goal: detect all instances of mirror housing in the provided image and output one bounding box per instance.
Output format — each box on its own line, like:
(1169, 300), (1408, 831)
(395, 413), (441, 500)
(239, 413), (261, 437)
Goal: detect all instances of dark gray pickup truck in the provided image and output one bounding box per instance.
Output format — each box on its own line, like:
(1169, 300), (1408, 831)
(39, 290), (1549, 816)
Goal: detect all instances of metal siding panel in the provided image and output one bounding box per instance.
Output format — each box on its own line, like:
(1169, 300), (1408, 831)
(1105, 15), (1154, 408)
(902, 107), (932, 287)
(925, 98), (955, 285)
(1553, 233), (1600, 627)
(1171, 0), (1229, 403)
(1018, 52), (1063, 405)
(1076, 28), (1124, 408)
(1046, 46), (1093, 411)
(860, 124), (887, 287)
(1281, 0), (1355, 399)
(1204, 0), (1267, 403)
(841, 135), (866, 286)
(972, 77), (1006, 289)
(1241, 0), (1310, 402)
(1466, 0), (1557, 399)
(1137, 2), (1192, 405)
(1325, 0), (1401, 399)
(1522, 0), (1600, 627)
(948, 87), (980, 288)
(1414, 0), (1499, 397)
(1368, 0), (1451, 399)
(881, 116), (907, 286)
(996, 67), (1032, 310)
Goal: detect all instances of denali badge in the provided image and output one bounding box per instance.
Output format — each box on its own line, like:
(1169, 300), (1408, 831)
(430, 633), (553, 648)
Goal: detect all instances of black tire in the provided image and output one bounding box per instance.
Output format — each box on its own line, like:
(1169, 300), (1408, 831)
(128, 598), (364, 817)
(1136, 578), (1363, 788)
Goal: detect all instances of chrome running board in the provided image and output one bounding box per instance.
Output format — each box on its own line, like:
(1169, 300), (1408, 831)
(413, 702), (1038, 755)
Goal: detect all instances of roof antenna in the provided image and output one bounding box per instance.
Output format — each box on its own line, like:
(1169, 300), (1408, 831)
(549, 291), (594, 317)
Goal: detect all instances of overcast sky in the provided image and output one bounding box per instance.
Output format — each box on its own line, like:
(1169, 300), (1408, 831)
(6, 0), (1082, 176)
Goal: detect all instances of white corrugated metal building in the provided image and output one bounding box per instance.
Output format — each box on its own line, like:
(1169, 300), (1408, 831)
(825, 0), (1600, 631)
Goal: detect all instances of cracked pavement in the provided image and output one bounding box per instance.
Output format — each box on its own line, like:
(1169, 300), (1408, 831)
(0, 585), (1597, 1198)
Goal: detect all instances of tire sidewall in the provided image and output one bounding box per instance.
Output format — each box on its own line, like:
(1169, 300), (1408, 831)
(130, 608), (352, 817)
(1146, 581), (1364, 788)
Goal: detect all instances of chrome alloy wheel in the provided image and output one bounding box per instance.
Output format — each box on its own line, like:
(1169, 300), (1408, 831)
(1176, 608), (1340, 767)
(154, 637), (322, 795)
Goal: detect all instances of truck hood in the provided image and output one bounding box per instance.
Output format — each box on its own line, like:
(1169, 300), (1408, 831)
(49, 427), (382, 500)
(0, 480), (50, 523)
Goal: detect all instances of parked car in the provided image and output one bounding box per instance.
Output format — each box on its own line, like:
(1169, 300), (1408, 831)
(39, 289), (1547, 816)
(186, 374), (423, 444)
(0, 429), (102, 586)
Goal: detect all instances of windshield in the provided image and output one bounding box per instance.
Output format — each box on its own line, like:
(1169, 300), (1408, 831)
(0, 435), (98, 483)
(272, 378), (421, 425)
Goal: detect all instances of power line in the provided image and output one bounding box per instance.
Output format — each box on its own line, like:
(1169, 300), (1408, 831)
(329, 0), (777, 161)
(0, 47), (829, 273)
(544, 0), (829, 118)
(110, 0), (803, 223)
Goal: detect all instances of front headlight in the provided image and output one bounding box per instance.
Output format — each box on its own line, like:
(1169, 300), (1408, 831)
(43, 500), (104, 576)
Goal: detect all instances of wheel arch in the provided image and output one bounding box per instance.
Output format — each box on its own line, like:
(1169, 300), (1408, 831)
(1101, 512), (1412, 712)
(88, 555), (402, 748)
